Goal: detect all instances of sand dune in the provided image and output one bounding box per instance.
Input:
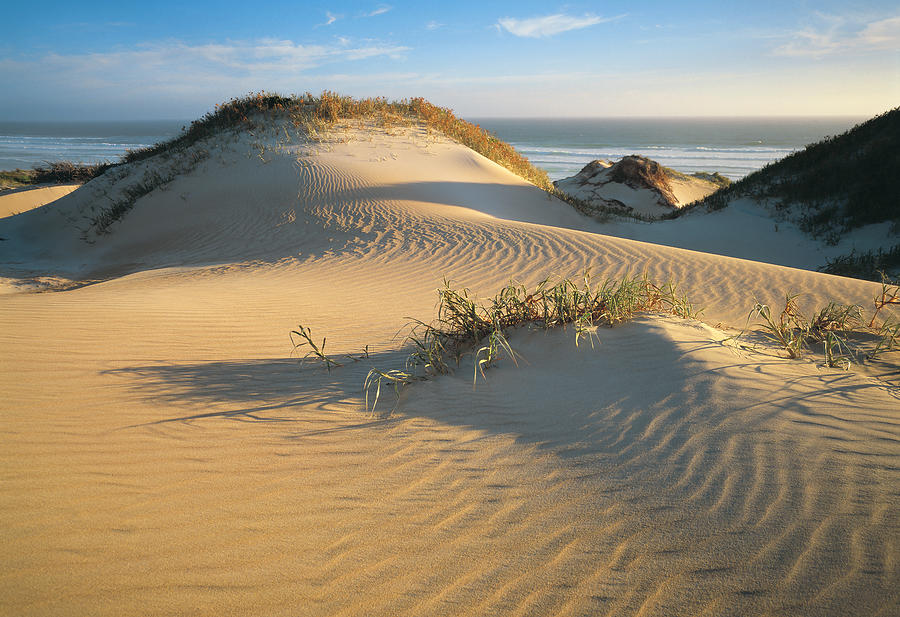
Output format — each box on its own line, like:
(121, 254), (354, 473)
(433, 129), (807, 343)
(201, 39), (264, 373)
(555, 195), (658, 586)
(1, 123), (897, 616)
(0, 184), (80, 218)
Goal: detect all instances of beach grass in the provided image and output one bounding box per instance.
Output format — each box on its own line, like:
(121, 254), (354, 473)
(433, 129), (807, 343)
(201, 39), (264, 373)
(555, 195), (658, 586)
(122, 91), (553, 191)
(742, 278), (900, 367)
(291, 323), (344, 372)
(363, 273), (700, 411)
(0, 162), (113, 190)
(355, 274), (900, 410)
(818, 246), (900, 283)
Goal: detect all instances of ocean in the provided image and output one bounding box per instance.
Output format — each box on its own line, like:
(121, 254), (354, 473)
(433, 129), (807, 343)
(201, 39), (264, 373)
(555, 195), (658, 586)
(0, 117), (865, 181)
(471, 117), (866, 180)
(0, 121), (185, 172)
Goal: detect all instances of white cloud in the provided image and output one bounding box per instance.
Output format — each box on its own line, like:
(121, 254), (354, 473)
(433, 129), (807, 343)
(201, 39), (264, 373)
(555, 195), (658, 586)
(366, 5), (392, 17)
(0, 38), (410, 95)
(774, 14), (900, 57)
(496, 13), (620, 38)
(321, 11), (342, 26)
(860, 15), (900, 46)
(426, 20), (444, 31)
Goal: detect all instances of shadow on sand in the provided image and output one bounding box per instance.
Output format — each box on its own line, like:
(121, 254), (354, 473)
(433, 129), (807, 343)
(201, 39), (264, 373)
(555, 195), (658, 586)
(102, 320), (894, 463)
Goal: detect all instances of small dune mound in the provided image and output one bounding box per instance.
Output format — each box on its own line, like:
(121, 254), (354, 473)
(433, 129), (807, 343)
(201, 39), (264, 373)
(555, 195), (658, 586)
(555, 155), (722, 220)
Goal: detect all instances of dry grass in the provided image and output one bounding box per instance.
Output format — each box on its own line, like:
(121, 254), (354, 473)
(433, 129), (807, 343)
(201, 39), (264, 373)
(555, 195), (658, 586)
(123, 91), (553, 191)
(1, 162), (113, 189)
(289, 274), (898, 412)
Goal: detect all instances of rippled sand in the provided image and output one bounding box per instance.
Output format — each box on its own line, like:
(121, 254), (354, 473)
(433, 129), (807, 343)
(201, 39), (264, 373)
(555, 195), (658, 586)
(1, 124), (897, 616)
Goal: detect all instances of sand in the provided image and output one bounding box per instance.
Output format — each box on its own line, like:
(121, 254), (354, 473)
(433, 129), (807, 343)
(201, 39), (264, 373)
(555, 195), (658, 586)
(0, 184), (80, 218)
(1, 123), (898, 616)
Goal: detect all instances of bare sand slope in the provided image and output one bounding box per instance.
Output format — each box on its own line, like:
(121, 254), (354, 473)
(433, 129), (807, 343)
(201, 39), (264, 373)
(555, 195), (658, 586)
(1, 125), (897, 616)
(0, 184), (80, 218)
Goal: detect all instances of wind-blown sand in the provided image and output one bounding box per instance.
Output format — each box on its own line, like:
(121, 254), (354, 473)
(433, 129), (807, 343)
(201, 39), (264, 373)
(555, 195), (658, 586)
(1, 124), (898, 616)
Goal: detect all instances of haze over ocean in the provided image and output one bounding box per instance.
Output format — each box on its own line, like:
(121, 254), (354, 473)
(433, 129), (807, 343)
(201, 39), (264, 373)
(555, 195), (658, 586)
(0, 116), (865, 181)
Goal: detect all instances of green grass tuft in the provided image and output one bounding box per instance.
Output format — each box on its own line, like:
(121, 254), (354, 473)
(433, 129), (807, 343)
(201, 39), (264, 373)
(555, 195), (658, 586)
(291, 323), (343, 372)
(742, 279), (900, 368)
(363, 273), (701, 411)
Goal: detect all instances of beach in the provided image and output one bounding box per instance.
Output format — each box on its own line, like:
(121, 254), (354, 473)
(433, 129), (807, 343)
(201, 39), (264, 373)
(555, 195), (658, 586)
(1, 119), (898, 616)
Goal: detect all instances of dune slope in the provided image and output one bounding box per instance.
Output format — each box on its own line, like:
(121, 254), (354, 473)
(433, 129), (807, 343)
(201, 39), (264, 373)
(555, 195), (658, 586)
(1, 123), (897, 616)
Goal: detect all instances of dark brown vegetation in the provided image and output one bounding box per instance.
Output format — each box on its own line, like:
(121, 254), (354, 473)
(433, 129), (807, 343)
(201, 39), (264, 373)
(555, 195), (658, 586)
(608, 156), (677, 205)
(0, 161), (113, 190)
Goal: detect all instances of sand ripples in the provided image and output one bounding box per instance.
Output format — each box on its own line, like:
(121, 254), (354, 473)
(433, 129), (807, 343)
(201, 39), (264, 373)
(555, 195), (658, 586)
(1, 128), (897, 615)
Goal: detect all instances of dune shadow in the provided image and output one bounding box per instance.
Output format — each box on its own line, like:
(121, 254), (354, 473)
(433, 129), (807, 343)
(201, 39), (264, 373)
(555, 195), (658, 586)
(104, 352), (403, 431)
(103, 321), (895, 466)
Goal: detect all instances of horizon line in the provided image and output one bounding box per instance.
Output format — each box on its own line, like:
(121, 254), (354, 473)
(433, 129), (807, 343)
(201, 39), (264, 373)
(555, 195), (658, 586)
(0, 113), (875, 124)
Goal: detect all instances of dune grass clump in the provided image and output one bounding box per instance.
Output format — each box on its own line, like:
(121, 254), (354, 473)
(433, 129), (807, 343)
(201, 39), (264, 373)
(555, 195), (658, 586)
(744, 278), (900, 368)
(363, 273), (700, 411)
(0, 169), (37, 190)
(0, 162), (113, 190)
(122, 93), (300, 164)
(32, 161), (114, 184)
(89, 148), (209, 236)
(818, 246), (900, 283)
(292, 92), (552, 189)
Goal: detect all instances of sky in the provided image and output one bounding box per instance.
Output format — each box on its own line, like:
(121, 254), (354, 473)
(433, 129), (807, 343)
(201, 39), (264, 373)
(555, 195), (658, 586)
(2, 0), (898, 120)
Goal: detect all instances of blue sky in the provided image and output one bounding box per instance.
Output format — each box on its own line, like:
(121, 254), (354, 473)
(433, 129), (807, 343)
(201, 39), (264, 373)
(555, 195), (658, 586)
(2, 0), (898, 120)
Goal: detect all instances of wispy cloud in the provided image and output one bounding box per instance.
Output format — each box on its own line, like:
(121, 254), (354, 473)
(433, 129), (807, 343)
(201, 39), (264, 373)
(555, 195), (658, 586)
(319, 11), (342, 27)
(426, 20), (444, 31)
(774, 14), (900, 57)
(366, 5), (392, 17)
(496, 13), (621, 38)
(0, 38), (410, 92)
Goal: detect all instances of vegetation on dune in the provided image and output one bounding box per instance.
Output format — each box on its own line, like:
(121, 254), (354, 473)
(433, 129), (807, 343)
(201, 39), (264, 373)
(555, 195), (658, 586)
(122, 91), (553, 190)
(818, 245), (900, 283)
(78, 91), (550, 234)
(3, 92), (554, 233)
(0, 161), (113, 190)
(0, 169), (35, 190)
(89, 147), (208, 235)
(292, 274), (900, 411)
(685, 107), (900, 242)
(551, 156), (732, 222)
(689, 171), (732, 188)
(742, 278), (900, 369)
(361, 273), (701, 411)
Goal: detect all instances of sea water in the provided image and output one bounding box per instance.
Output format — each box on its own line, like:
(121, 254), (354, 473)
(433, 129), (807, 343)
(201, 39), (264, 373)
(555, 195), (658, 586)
(471, 117), (864, 180)
(0, 117), (865, 181)
(0, 121), (185, 172)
